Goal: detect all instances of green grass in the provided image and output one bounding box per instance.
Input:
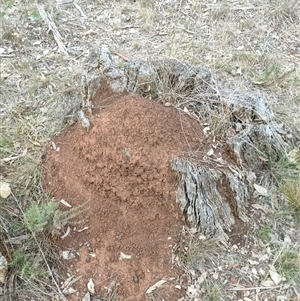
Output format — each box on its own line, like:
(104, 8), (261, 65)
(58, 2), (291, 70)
(275, 249), (300, 284)
(9, 249), (46, 280)
(258, 226), (273, 243)
(24, 200), (59, 233)
(203, 280), (222, 301)
(254, 61), (279, 86)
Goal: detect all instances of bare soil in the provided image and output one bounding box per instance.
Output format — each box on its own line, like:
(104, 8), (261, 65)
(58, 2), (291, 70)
(43, 88), (210, 300)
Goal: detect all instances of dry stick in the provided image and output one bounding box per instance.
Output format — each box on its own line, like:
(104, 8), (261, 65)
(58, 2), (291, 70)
(176, 26), (196, 35)
(73, 2), (87, 18)
(0, 149), (27, 162)
(228, 285), (281, 291)
(111, 51), (129, 62)
(37, 5), (69, 56)
(56, 0), (73, 4)
(11, 192), (68, 301)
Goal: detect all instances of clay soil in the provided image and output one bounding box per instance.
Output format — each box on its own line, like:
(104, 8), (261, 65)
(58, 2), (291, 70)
(43, 89), (209, 301)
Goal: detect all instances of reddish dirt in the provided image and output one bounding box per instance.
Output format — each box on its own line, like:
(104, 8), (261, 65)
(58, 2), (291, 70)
(43, 90), (207, 301)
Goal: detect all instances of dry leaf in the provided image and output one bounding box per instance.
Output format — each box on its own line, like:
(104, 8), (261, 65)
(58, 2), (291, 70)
(146, 280), (167, 294)
(261, 279), (275, 287)
(189, 227), (197, 234)
(248, 259), (259, 265)
(236, 67), (242, 75)
(207, 148), (214, 156)
(51, 141), (57, 150)
(0, 71), (10, 80)
(287, 147), (300, 164)
(82, 291), (90, 301)
(253, 183), (268, 196)
(62, 287), (76, 294)
(0, 253), (8, 283)
(269, 270), (283, 285)
(87, 278), (95, 294)
(62, 250), (75, 260)
(203, 126), (210, 136)
(197, 272), (207, 284)
(186, 285), (199, 298)
(61, 226), (70, 239)
(78, 226), (89, 232)
(119, 252), (131, 260)
(0, 181), (11, 198)
(251, 203), (267, 213)
(60, 199), (72, 207)
(258, 155), (268, 162)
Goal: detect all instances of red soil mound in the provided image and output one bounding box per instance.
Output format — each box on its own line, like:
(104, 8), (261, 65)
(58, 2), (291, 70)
(44, 91), (205, 300)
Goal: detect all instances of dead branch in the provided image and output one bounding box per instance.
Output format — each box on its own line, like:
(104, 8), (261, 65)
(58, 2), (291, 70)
(37, 5), (69, 56)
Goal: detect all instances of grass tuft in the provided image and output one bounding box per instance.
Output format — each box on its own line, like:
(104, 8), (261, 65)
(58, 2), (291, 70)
(177, 236), (220, 273)
(275, 249), (300, 284)
(258, 226), (273, 244)
(267, 147), (300, 216)
(203, 280), (222, 301)
(9, 249), (45, 280)
(279, 179), (300, 216)
(268, 0), (300, 26)
(24, 200), (58, 233)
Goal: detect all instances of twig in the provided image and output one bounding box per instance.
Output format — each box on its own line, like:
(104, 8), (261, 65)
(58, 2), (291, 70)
(73, 2), (87, 18)
(228, 285), (281, 291)
(56, 0), (73, 4)
(0, 54), (15, 58)
(111, 51), (129, 61)
(2, 234), (30, 244)
(37, 5), (69, 56)
(176, 26), (196, 35)
(0, 149), (27, 162)
(151, 32), (169, 38)
(120, 25), (140, 29)
(271, 244), (286, 266)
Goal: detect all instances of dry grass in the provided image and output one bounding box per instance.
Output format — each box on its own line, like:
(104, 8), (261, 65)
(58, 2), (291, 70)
(176, 234), (220, 273)
(0, 0), (300, 300)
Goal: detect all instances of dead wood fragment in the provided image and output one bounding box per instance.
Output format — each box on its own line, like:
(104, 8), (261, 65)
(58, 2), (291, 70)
(37, 5), (69, 56)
